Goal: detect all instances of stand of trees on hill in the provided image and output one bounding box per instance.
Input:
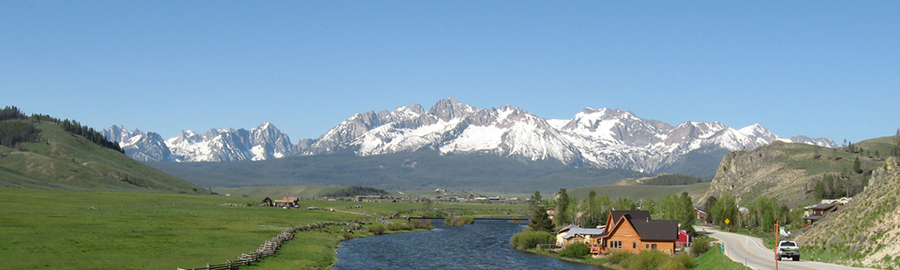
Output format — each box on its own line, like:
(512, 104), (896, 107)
(640, 174), (703, 185)
(813, 172), (869, 200)
(0, 106), (39, 149)
(59, 119), (124, 153)
(0, 106), (124, 153)
(322, 185), (389, 197)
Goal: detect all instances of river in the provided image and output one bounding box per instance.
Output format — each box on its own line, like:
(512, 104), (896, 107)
(332, 220), (605, 270)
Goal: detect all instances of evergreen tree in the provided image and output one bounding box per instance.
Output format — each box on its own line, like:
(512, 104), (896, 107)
(555, 188), (570, 227)
(853, 156), (863, 173)
(703, 196), (718, 224)
(579, 190), (603, 228)
(528, 205), (555, 232)
(679, 192), (697, 234)
(528, 191), (542, 213)
(814, 178), (826, 200)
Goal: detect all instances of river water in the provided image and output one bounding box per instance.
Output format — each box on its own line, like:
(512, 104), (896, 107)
(332, 220), (605, 270)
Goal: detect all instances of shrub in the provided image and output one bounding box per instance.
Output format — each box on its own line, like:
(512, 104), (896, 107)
(444, 216), (475, 226)
(368, 224), (386, 235)
(622, 250), (669, 270)
(458, 216), (475, 224)
(386, 222), (413, 231)
(509, 229), (555, 251)
(658, 259), (688, 270)
(558, 242), (591, 257)
(409, 219), (433, 229)
(690, 236), (712, 256)
(606, 251), (633, 264)
(670, 252), (695, 269)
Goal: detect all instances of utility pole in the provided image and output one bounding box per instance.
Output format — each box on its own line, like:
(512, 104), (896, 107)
(775, 220), (779, 270)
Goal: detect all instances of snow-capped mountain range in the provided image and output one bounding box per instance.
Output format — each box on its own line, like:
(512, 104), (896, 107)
(104, 98), (837, 173)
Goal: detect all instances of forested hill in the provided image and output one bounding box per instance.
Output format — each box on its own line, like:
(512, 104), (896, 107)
(1, 106), (123, 153)
(0, 106), (206, 193)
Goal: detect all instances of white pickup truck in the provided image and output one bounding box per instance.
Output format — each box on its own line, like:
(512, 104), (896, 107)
(777, 240), (800, 261)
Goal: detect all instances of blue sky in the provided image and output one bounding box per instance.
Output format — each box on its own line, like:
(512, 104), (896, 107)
(3, 1), (898, 143)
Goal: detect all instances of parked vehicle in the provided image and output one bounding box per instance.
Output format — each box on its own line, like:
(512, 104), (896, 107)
(777, 240), (800, 261)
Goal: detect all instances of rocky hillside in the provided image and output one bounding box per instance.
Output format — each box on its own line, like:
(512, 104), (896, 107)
(702, 138), (893, 207)
(796, 156), (900, 269)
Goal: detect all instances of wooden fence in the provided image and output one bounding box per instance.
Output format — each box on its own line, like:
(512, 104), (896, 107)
(177, 221), (355, 270)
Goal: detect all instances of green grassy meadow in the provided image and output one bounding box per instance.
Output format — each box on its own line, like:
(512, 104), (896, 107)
(0, 187), (364, 269)
(0, 187), (528, 269)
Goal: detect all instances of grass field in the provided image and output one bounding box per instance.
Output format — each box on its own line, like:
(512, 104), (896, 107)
(0, 187), (527, 269)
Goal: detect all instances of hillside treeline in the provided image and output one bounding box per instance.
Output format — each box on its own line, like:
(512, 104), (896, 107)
(0, 106), (124, 153)
(59, 119), (124, 153)
(813, 172), (868, 200)
(323, 186), (389, 197)
(641, 174), (703, 185)
(0, 106), (39, 149)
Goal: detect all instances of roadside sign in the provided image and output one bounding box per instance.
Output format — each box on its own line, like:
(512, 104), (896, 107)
(725, 219), (730, 225)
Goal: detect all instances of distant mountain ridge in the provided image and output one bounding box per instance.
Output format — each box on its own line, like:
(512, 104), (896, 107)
(103, 122), (294, 162)
(105, 98), (837, 177)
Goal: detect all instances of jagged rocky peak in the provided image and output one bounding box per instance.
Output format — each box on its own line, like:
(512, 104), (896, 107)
(427, 97), (477, 121)
(257, 121), (275, 130)
(253, 121), (282, 137)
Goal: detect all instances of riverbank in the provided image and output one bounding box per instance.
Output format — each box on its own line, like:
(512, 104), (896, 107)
(238, 221), (434, 269)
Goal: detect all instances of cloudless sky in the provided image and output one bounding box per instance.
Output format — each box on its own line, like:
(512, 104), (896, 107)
(2, 1), (898, 143)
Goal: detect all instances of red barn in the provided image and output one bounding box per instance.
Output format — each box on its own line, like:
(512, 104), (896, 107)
(676, 230), (690, 248)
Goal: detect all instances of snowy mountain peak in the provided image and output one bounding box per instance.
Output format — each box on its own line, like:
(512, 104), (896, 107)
(427, 97), (478, 122)
(257, 121), (274, 130)
(739, 123), (769, 136)
(107, 99), (838, 177)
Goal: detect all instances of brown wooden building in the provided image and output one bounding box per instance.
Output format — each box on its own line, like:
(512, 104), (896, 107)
(589, 210), (678, 255)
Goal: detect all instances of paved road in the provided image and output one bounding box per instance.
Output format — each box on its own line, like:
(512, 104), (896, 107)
(701, 227), (875, 270)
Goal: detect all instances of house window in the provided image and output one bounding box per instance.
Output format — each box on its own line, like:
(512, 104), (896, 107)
(633, 241), (637, 249)
(610, 241), (622, 249)
(646, 244), (650, 249)
(651, 244), (657, 250)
